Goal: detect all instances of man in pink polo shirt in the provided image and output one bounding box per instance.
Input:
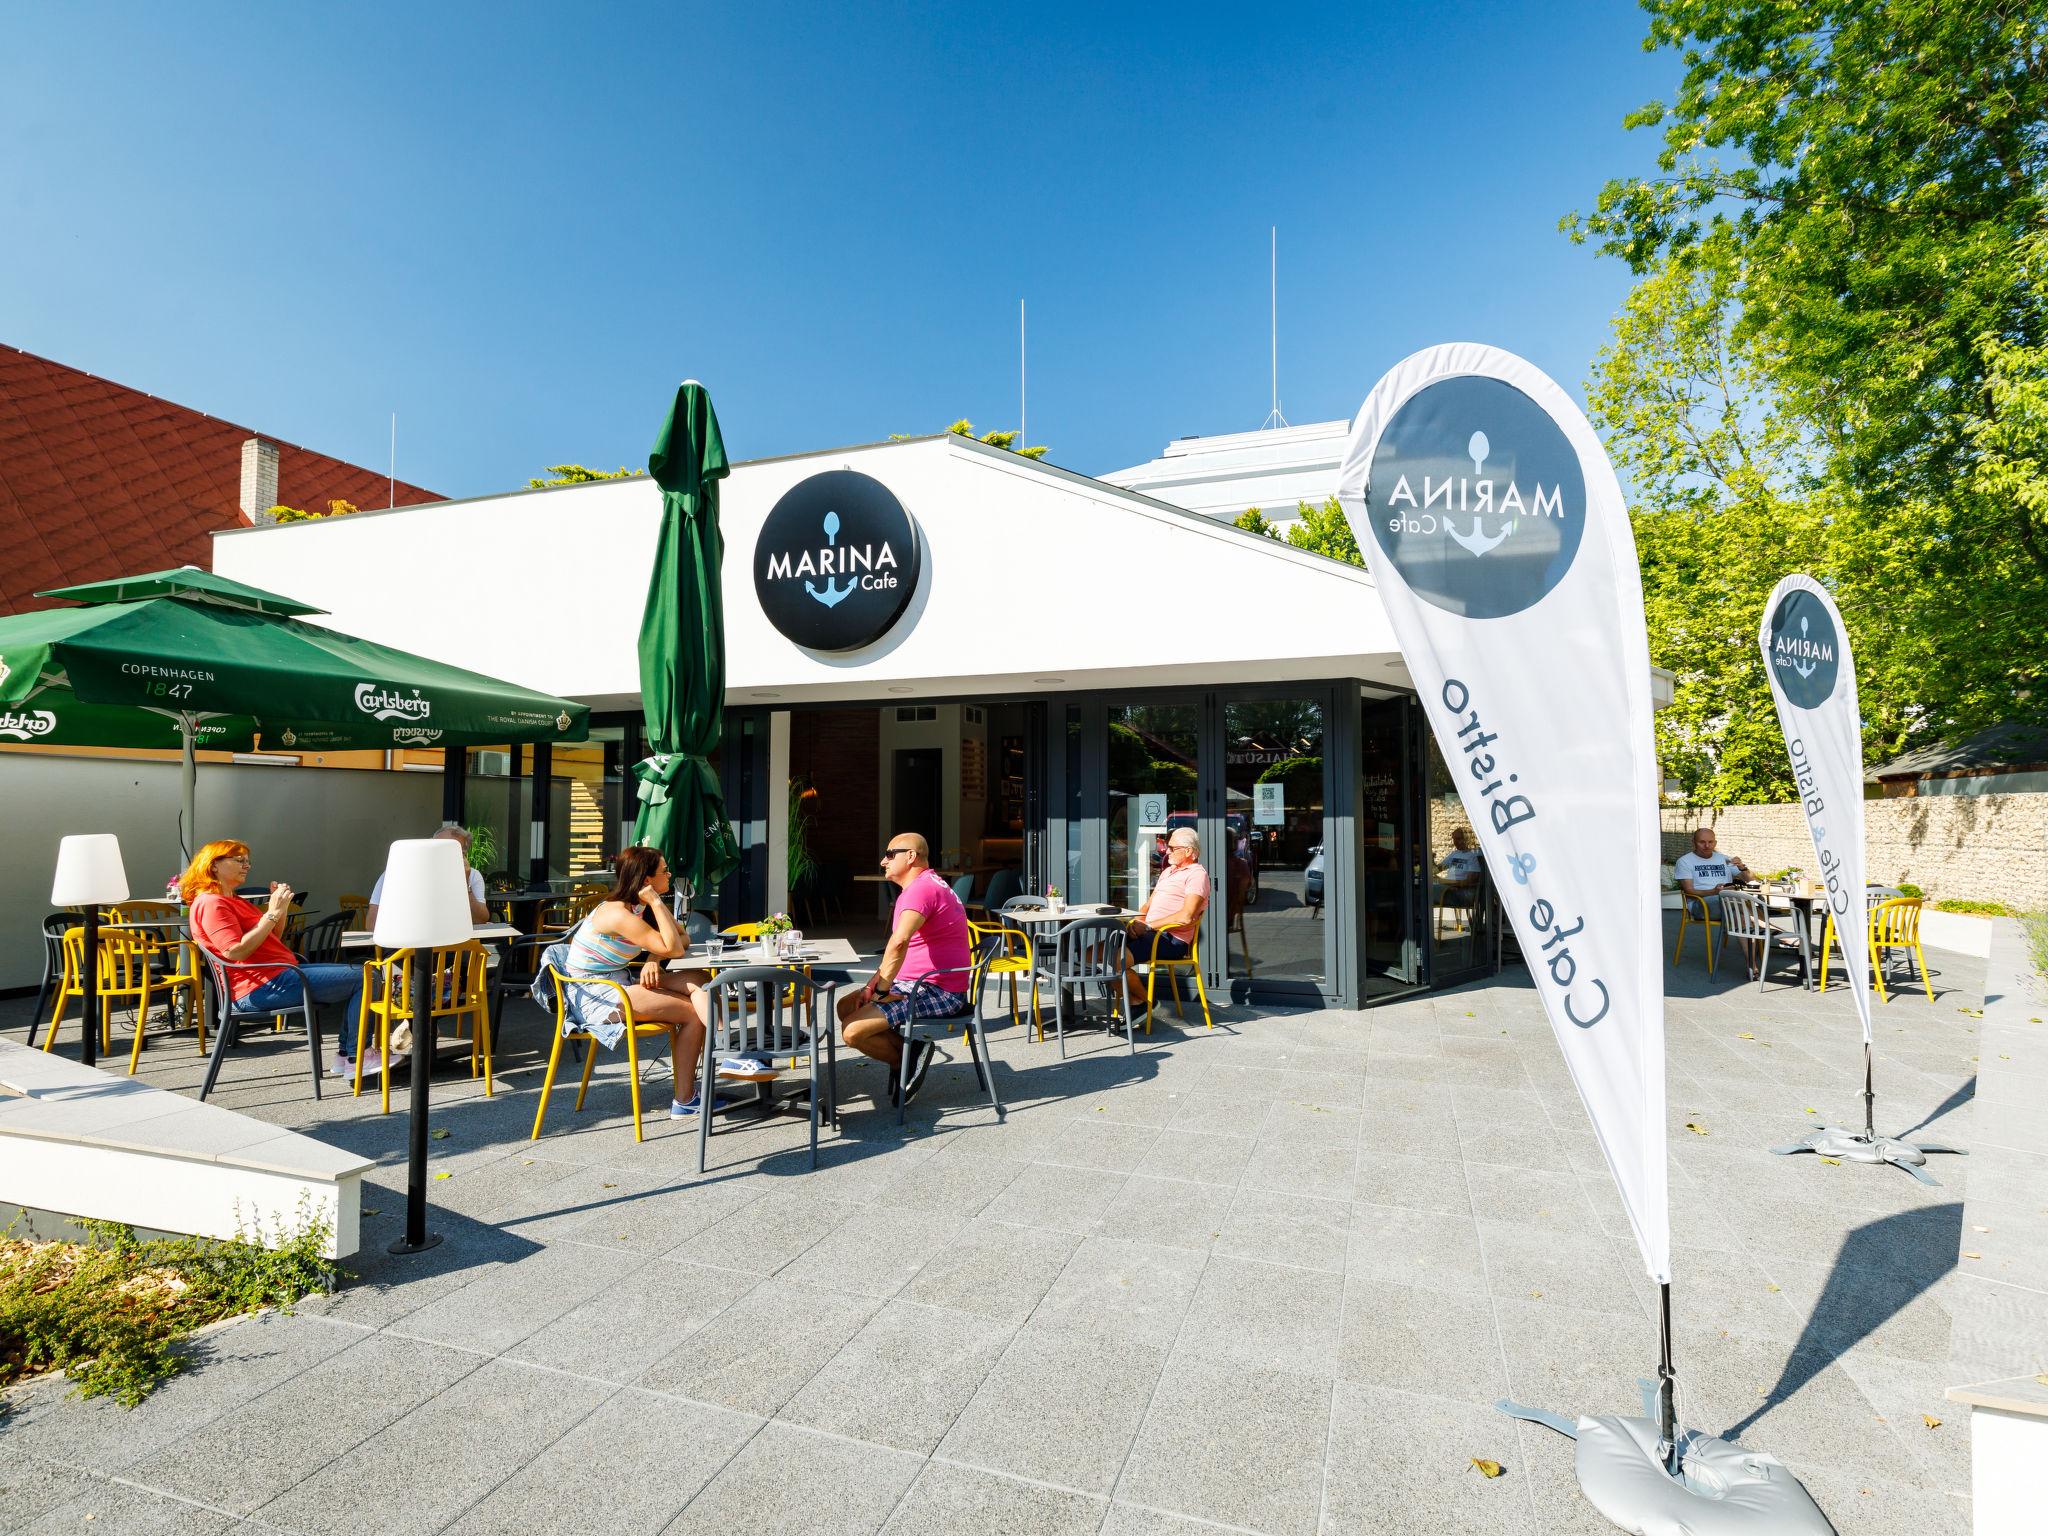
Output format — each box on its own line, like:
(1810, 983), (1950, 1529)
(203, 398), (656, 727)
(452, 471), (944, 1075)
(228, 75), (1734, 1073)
(1123, 827), (1208, 1003)
(837, 831), (972, 1105)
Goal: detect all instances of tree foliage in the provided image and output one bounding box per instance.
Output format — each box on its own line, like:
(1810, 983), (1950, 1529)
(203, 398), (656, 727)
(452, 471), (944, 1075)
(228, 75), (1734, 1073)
(527, 464), (642, 489)
(1232, 499), (1364, 566)
(938, 419), (1048, 459)
(1575, 0), (2048, 802)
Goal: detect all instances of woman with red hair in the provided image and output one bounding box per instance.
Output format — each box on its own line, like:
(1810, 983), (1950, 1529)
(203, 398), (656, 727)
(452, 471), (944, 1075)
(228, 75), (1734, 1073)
(182, 840), (368, 1078)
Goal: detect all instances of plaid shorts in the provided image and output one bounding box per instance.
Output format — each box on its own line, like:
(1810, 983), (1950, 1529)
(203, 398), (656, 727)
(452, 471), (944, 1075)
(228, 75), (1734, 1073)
(877, 984), (969, 1031)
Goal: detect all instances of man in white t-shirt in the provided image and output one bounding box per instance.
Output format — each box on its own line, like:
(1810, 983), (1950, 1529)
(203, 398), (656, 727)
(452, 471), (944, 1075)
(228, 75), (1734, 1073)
(1673, 827), (1749, 919)
(367, 823), (491, 928)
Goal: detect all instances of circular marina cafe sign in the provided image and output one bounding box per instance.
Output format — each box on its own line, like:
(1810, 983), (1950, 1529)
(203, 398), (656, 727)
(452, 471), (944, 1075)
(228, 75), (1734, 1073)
(754, 470), (922, 650)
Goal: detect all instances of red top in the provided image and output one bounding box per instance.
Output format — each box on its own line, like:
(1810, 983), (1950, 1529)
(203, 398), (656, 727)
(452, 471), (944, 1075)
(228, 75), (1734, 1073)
(191, 892), (297, 999)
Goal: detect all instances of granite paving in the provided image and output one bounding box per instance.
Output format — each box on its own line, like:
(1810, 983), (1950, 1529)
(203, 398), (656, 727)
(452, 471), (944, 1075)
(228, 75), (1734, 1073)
(0, 915), (1990, 1533)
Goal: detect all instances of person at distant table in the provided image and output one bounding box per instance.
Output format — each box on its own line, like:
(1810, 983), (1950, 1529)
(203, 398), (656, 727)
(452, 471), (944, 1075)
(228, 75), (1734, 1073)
(183, 840), (367, 1079)
(366, 823), (490, 929)
(1122, 827), (1209, 1005)
(838, 832), (972, 1106)
(1674, 827), (1750, 919)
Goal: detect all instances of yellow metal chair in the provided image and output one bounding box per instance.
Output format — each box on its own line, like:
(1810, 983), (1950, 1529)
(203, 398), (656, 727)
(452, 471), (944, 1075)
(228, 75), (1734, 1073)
(530, 966), (670, 1143)
(338, 894), (370, 932)
(1820, 896), (1935, 1003)
(44, 928), (200, 1073)
(112, 903), (205, 1038)
(721, 921), (771, 940)
(968, 918), (1040, 1038)
(1140, 902), (1214, 1033)
(354, 944), (494, 1112)
(1672, 893), (1720, 969)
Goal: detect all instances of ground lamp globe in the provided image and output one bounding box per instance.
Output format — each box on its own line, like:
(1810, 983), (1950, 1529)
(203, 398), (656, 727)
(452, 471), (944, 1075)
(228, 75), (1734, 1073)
(373, 838), (474, 1255)
(50, 833), (130, 1068)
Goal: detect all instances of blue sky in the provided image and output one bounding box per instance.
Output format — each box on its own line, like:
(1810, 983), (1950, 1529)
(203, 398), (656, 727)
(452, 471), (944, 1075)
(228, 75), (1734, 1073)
(1, 1), (1676, 499)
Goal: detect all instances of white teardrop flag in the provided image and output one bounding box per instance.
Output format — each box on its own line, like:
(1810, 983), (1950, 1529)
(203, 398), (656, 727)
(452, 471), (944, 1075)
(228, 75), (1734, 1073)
(1757, 575), (1872, 1046)
(1337, 343), (1668, 1284)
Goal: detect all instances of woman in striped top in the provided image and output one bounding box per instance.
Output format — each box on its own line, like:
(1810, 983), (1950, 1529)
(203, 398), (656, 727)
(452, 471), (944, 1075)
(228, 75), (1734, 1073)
(569, 845), (718, 1115)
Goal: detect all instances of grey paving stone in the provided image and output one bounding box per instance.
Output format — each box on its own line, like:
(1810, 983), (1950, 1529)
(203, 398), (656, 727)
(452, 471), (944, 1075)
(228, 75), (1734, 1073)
(1216, 1188), (1352, 1274)
(867, 1148), (1026, 1217)
(14, 1482), (237, 1535)
(1095, 1173), (1234, 1252)
(1134, 1127), (1257, 1185)
(120, 1332), (484, 1515)
(779, 1298), (1015, 1452)
(1338, 1278), (1509, 1404)
(1037, 1117), (1165, 1173)
(505, 1256), (759, 1382)
(980, 1161), (1128, 1235)
(388, 1238), (648, 1354)
(558, 1173), (762, 1254)
(936, 1324), (1167, 1495)
(443, 1388), (759, 1535)
(899, 1218), (1081, 1325)
(0, 1310), (364, 1474)
(1032, 1235), (1207, 1349)
(1177, 1254), (1345, 1377)
(1260, 1099), (1367, 1146)
(1165, 1091), (1262, 1139)
(1489, 1298), (1652, 1424)
(255, 1358), (613, 1536)
(0, 1450), (98, 1534)
(663, 1421), (922, 1535)
(1116, 1353), (1332, 1535)
(1349, 1204), (1489, 1296)
(1353, 1150), (1472, 1215)
(638, 1274), (882, 1415)
(1464, 1164), (1601, 1233)
(778, 1205), (966, 1298)
(882, 1462), (1105, 1536)
(1475, 1218), (1646, 1319)
(1241, 1137), (1359, 1201)
(1766, 1255), (1957, 1366)
(673, 1187), (858, 1275)
(1322, 1381), (1528, 1535)
(1097, 1506), (1234, 1535)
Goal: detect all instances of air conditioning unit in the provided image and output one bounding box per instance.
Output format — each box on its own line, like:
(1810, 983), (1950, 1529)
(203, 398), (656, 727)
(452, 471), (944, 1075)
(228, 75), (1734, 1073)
(473, 750), (513, 777)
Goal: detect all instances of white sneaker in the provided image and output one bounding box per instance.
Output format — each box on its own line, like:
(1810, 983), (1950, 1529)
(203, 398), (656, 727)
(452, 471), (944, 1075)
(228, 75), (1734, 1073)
(327, 1053), (353, 1078)
(358, 1048), (386, 1076)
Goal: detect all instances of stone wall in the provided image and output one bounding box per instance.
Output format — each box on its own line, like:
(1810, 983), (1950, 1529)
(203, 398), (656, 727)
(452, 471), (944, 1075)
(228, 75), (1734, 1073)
(1661, 794), (2048, 910)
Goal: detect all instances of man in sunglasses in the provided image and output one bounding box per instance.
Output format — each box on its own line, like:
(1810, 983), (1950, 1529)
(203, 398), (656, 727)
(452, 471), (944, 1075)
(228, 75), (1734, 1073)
(836, 832), (971, 1105)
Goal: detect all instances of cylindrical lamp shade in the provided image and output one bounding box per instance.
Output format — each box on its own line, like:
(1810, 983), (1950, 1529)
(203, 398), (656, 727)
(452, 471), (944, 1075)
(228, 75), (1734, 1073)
(51, 834), (131, 905)
(372, 839), (474, 948)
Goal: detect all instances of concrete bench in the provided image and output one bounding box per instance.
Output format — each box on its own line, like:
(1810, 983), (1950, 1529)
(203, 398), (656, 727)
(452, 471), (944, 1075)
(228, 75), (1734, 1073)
(0, 1039), (369, 1259)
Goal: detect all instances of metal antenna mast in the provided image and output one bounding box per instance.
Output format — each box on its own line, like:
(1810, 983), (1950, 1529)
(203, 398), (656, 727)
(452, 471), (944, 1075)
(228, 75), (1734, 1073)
(1262, 226), (1289, 429)
(1020, 299), (1027, 448)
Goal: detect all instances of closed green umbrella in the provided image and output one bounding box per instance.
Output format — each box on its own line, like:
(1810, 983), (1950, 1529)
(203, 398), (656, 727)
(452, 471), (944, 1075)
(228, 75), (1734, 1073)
(632, 381), (740, 898)
(0, 566), (590, 859)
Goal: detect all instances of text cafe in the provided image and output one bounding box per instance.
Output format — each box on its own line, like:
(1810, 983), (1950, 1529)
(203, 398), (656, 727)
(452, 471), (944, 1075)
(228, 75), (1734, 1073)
(214, 429), (1672, 1008)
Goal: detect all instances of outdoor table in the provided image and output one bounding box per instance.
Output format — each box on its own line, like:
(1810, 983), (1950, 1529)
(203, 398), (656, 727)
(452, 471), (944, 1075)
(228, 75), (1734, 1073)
(671, 936), (868, 974)
(989, 907), (1140, 1030)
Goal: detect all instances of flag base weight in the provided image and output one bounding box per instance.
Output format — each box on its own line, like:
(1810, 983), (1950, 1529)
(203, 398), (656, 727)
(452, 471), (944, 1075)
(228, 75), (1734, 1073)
(1771, 1125), (1964, 1186)
(1499, 1384), (1835, 1534)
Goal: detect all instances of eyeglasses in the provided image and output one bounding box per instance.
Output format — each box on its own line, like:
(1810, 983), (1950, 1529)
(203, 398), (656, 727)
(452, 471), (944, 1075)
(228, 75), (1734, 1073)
(879, 847), (915, 862)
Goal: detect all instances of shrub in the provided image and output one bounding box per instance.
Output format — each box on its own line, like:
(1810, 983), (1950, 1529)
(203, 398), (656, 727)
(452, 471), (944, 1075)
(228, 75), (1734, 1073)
(1933, 899), (2014, 917)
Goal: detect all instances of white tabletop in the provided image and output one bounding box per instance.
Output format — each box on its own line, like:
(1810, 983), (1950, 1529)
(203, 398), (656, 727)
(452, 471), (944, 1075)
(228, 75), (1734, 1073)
(340, 922), (523, 949)
(671, 937), (867, 970)
(994, 907), (1137, 925)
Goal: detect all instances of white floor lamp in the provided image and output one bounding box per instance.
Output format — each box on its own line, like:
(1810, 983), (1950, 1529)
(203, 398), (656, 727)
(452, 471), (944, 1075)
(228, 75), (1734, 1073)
(51, 834), (129, 1070)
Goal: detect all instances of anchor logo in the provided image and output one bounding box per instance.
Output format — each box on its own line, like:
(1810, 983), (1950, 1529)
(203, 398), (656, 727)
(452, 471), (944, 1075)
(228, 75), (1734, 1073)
(1789, 616), (1819, 680)
(805, 511), (857, 609)
(1445, 431), (1511, 558)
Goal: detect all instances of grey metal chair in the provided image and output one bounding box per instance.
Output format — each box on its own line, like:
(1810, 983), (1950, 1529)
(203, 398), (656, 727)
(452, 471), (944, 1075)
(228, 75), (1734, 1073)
(27, 912), (82, 1049)
(980, 868), (1021, 914)
(193, 940), (325, 1103)
(1049, 916), (1133, 1057)
(892, 941), (1003, 1124)
(295, 911), (352, 965)
(1000, 894), (1046, 913)
(1717, 891), (1800, 990)
(698, 965), (837, 1172)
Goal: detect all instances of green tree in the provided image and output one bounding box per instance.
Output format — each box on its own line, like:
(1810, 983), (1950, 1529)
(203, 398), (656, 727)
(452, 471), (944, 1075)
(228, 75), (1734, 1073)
(1231, 499), (1364, 566)
(527, 464), (642, 489)
(1575, 0), (2048, 796)
(944, 419), (1048, 459)
(1233, 507), (1279, 537)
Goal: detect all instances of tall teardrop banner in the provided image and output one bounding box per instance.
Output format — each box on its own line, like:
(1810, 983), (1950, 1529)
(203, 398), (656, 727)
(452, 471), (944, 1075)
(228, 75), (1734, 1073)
(1339, 346), (1831, 1532)
(1758, 575), (1963, 1183)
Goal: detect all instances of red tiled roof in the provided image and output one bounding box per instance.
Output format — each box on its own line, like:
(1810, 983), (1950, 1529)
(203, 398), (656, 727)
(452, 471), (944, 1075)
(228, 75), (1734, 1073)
(0, 346), (442, 613)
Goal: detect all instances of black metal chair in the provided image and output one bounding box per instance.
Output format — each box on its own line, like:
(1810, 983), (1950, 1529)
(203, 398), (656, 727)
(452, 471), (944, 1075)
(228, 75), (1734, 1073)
(295, 911), (352, 965)
(194, 941), (325, 1102)
(27, 912), (82, 1049)
(1048, 917), (1133, 1057)
(699, 965), (838, 1171)
(891, 936), (1005, 1124)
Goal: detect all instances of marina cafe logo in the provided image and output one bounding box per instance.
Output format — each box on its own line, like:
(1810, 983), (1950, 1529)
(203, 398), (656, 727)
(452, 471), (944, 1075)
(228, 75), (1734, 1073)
(354, 683), (432, 723)
(754, 469), (922, 651)
(0, 707), (57, 741)
(1767, 587), (1840, 709)
(1367, 375), (1587, 619)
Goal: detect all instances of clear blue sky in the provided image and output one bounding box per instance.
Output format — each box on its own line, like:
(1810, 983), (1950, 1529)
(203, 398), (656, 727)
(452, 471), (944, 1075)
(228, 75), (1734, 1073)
(1, 1), (1676, 499)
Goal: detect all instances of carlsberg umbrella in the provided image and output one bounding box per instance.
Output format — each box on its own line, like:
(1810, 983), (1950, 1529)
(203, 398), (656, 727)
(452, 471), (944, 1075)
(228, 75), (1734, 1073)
(0, 567), (590, 859)
(632, 381), (740, 896)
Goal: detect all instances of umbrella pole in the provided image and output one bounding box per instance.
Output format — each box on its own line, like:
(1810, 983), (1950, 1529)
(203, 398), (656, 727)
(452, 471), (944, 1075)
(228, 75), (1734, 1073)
(180, 714), (198, 864)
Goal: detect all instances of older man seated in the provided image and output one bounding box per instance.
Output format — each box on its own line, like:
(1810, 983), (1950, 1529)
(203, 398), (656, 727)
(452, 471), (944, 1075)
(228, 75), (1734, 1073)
(1122, 827), (1208, 1005)
(1674, 826), (1750, 919)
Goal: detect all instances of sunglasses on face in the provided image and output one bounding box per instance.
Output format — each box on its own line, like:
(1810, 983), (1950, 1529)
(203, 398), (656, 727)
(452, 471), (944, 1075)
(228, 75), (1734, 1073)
(879, 847), (915, 861)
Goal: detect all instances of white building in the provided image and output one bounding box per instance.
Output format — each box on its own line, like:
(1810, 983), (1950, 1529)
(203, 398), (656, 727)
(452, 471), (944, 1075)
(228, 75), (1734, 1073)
(1100, 419), (1352, 527)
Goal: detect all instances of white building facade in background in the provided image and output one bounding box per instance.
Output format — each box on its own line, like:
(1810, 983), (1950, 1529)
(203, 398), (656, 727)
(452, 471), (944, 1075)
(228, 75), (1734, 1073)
(1101, 419), (1352, 526)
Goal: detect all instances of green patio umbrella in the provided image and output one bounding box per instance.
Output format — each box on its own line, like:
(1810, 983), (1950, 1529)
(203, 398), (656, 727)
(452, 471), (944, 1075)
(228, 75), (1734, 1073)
(0, 566), (590, 860)
(632, 381), (740, 899)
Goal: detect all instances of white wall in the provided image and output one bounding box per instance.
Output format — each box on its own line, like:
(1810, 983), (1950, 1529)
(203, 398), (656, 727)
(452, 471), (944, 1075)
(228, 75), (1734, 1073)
(0, 754), (441, 990)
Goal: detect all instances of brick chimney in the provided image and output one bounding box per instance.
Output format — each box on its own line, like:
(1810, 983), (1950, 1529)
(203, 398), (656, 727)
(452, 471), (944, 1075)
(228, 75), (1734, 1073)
(240, 437), (280, 524)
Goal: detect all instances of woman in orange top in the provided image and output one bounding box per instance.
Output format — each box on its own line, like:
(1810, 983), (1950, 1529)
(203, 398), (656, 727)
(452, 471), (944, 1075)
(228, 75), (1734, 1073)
(182, 839), (367, 1078)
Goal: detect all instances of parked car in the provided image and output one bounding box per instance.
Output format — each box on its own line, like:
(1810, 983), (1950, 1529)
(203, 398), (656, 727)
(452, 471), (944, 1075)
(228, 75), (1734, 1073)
(1157, 811), (1259, 902)
(1304, 845), (1324, 911)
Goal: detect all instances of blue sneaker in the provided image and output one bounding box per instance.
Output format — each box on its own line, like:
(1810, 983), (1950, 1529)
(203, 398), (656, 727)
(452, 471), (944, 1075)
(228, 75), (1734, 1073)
(669, 1093), (737, 1118)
